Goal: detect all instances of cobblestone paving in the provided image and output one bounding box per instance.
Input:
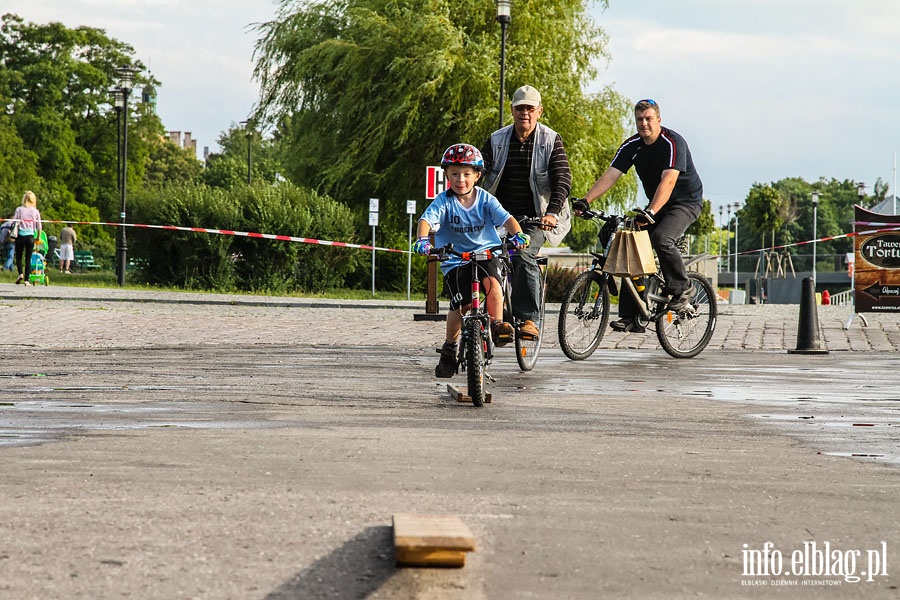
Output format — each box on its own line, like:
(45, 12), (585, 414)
(1, 285), (898, 352)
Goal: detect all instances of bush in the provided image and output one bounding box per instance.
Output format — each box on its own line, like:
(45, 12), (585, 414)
(128, 181), (364, 292)
(545, 263), (584, 303)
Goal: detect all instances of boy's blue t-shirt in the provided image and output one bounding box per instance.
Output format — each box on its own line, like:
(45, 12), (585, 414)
(419, 188), (512, 274)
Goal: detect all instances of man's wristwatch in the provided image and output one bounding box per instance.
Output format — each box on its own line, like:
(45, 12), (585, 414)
(644, 207), (655, 216)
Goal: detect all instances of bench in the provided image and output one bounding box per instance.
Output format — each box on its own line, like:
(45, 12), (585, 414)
(74, 250), (102, 270)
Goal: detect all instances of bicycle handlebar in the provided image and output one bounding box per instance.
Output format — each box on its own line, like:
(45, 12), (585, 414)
(516, 216), (558, 231)
(429, 243), (507, 262)
(572, 203), (656, 226)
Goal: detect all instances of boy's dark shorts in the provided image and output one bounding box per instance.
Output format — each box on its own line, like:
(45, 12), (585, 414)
(444, 259), (503, 310)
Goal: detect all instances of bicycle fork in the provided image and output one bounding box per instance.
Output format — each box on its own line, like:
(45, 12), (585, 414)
(459, 281), (496, 382)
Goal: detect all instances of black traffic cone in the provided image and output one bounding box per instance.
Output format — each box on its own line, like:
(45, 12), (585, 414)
(788, 277), (829, 354)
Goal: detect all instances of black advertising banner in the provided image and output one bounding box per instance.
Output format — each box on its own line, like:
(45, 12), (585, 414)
(854, 205), (900, 313)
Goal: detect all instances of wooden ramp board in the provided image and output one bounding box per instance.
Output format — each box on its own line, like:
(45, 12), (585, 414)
(447, 384), (492, 404)
(393, 514), (476, 568)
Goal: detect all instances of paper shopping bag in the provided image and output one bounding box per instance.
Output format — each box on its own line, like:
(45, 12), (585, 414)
(625, 229), (657, 276)
(602, 230), (631, 276)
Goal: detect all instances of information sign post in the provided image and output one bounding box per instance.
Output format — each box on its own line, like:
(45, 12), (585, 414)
(369, 198), (379, 296)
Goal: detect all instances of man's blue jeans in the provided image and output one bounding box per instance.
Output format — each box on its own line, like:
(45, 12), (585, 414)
(510, 224), (546, 322)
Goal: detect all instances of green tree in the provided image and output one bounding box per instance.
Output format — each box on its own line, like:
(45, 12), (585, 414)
(743, 183), (785, 249)
(202, 124), (284, 189)
(685, 198), (716, 254)
(0, 13), (171, 251)
(252, 0), (633, 237)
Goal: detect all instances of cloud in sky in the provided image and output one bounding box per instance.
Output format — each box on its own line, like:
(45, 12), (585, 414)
(4, 0), (898, 212)
(5, 0), (278, 156)
(591, 0), (900, 208)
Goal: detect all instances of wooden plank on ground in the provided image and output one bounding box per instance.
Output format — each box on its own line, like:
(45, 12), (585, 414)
(393, 513), (476, 568)
(446, 384), (491, 404)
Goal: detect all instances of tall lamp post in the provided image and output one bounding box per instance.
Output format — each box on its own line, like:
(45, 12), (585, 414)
(113, 66), (138, 287)
(811, 191), (819, 287)
(496, 0), (511, 129)
(857, 181), (866, 206)
(109, 86), (124, 204)
(718, 205), (724, 272)
(726, 204), (732, 279)
(733, 202), (741, 291)
(240, 120), (252, 185)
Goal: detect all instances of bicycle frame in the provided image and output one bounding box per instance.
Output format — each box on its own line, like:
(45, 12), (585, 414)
(460, 251), (497, 364)
(583, 212), (712, 322)
(431, 244), (510, 372)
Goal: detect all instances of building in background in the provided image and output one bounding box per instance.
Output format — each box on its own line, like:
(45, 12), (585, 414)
(167, 131), (197, 156)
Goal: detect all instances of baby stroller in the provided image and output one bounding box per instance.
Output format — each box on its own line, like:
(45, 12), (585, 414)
(29, 230), (49, 286)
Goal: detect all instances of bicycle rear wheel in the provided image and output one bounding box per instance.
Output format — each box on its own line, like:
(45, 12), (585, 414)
(515, 273), (546, 372)
(558, 271), (610, 361)
(465, 320), (487, 407)
(656, 272), (717, 358)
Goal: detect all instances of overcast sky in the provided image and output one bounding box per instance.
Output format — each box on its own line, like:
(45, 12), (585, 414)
(5, 0), (899, 217)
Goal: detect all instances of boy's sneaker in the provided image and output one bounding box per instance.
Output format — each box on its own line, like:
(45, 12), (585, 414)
(491, 320), (514, 347)
(518, 320), (540, 340)
(434, 344), (458, 378)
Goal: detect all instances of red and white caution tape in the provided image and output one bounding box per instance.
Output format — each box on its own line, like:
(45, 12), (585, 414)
(3, 218), (408, 254)
(720, 225), (900, 259)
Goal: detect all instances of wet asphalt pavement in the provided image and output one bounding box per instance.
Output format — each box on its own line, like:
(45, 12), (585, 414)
(0, 284), (898, 599)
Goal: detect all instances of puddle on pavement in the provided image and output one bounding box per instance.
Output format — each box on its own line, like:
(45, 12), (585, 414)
(0, 400), (279, 447)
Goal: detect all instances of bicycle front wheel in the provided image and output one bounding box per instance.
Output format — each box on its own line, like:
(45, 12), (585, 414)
(515, 278), (546, 372)
(558, 271), (610, 361)
(465, 321), (487, 407)
(656, 272), (717, 359)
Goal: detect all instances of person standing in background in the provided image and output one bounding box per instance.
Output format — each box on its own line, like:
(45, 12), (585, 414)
(13, 191), (42, 285)
(59, 225), (77, 273)
(0, 215), (14, 271)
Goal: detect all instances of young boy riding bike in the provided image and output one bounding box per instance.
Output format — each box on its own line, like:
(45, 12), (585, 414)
(413, 143), (529, 378)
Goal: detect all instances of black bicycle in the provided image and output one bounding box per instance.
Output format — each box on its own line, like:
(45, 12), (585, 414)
(557, 207), (717, 360)
(505, 217), (549, 372)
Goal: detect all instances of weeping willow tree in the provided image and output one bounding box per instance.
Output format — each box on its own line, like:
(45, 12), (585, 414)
(252, 0), (634, 252)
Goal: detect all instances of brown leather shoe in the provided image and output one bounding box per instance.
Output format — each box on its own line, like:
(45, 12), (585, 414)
(491, 321), (515, 347)
(518, 319), (540, 340)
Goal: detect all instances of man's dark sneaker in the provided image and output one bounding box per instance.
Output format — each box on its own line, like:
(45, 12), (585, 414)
(434, 344), (458, 378)
(667, 287), (695, 312)
(491, 320), (514, 347)
(518, 319), (540, 340)
(610, 318), (645, 334)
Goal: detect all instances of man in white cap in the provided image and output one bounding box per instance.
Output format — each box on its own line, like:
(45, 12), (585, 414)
(480, 85), (572, 340)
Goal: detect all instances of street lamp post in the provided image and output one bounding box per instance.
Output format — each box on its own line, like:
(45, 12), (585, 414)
(733, 202), (741, 291)
(496, 0), (511, 129)
(811, 191), (819, 287)
(113, 66), (138, 287)
(726, 204), (732, 280)
(109, 86), (124, 198)
(240, 120), (252, 185)
(857, 181), (866, 206)
(718, 205), (724, 272)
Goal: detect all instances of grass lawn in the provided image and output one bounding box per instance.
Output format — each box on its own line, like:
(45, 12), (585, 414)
(0, 264), (417, 301)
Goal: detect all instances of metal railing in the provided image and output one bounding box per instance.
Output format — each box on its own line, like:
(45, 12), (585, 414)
(828, 289), (854, 306)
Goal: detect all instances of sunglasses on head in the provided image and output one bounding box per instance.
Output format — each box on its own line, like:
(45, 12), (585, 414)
(636, 98), (657, 107)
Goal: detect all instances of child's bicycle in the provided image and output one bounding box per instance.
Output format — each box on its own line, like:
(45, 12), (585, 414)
(429, 230), (545, 406)
(557, 206), (717, 360)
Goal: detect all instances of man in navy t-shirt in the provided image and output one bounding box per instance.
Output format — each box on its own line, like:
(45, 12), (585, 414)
(575, 98), (703, 332)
